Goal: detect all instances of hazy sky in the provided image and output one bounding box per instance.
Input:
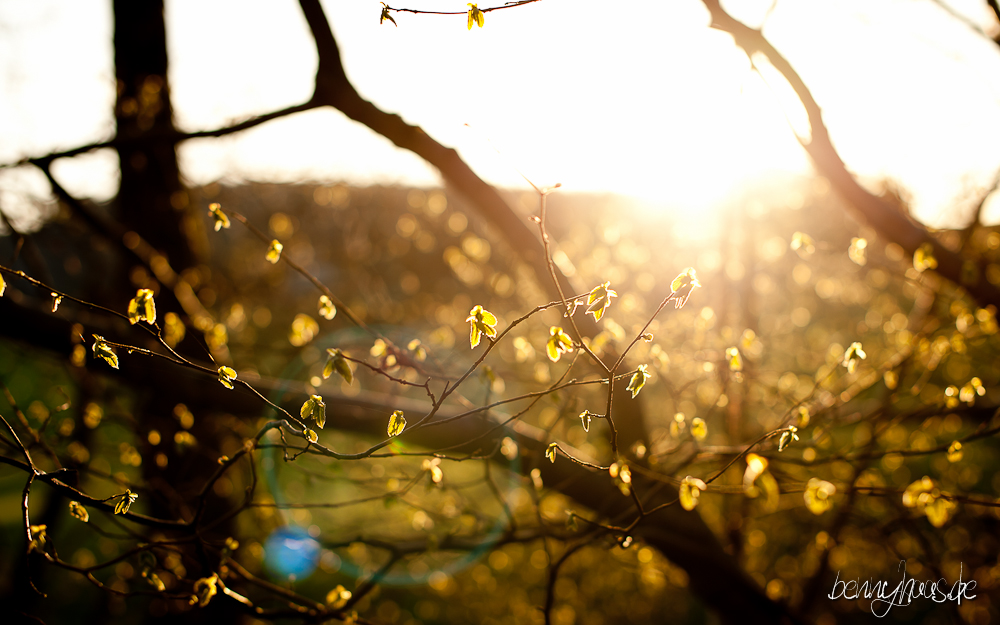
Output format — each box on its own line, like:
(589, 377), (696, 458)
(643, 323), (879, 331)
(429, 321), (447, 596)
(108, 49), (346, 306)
(2, 0), (1000, 229)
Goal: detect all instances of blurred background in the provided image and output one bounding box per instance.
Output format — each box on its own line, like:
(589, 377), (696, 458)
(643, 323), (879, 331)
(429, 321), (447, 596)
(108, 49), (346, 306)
(2, 1), (1000, 624)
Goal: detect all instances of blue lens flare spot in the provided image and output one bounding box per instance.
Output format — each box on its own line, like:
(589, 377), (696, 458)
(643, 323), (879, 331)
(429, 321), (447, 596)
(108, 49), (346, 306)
(263, 526), (321, 580)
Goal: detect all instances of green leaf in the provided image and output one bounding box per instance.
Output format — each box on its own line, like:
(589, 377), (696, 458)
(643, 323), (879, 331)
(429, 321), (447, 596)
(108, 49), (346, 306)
(68, 501), (89, 522)
(304, 428), (318, 444)
(626, 364), (649, 398)
(387, 410), (406, 437)
(300, 394), (326, 429)
(111, 489), (138, 515)
(323, 348), (354, 384)
(545, 442), (558, 463)
(92, 335), (119, 369)
(218, 366), (237, 390)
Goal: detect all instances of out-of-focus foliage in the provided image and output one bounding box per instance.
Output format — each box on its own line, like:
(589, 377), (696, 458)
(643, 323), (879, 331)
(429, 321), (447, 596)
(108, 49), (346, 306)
(3, 176), (1000, 625)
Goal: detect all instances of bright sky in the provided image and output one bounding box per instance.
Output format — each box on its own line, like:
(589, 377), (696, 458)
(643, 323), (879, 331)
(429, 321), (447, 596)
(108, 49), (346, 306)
(2, 0), (1000, 230)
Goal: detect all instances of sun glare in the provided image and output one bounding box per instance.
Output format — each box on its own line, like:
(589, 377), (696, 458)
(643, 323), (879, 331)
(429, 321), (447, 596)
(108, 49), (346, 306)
(2, 0), (1000, 228)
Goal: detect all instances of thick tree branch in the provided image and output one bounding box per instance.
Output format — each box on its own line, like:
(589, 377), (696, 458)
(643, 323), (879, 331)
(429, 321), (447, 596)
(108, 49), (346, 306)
(295, 0), (652, 451)
(702, 0), (1000, 310)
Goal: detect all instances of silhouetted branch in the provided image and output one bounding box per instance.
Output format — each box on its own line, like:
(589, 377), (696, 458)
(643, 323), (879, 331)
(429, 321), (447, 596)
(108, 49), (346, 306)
(702, 0), (1000, 310)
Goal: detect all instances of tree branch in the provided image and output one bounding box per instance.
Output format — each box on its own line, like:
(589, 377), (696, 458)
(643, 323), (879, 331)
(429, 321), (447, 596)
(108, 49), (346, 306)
(702, 0), (1000, 310)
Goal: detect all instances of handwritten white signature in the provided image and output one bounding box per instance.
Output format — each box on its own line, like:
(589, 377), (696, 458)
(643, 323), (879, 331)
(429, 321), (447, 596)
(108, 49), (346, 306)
(828, 561), (977, 618)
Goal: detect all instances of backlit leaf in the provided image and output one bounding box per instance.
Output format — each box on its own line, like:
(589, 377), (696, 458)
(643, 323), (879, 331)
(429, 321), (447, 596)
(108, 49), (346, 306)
(913, 242), (938, 272)
(586, 281), (618, 322)
(266, 239), (283, 264)
(626, 364), (649, 398)
(127, 288), (157, 325)
(387, 410), (406, 437)
(111, 489), (138, 515)
(668, 268), (700, 309)
(466, 305), (498, 348)
(208, 203), (230, 231)
(679, 476), (706, 511)
(467, 3), (484, 29)
(69, 501), (89, 522)
(690, 417), (707, 441)
(301, 394), (327, 429)
(318, 295), (337, 320)
(546, 326), (574, 362)
(803, 478), (835, 515)
(92, 335), (119, 369)
(218, 366), (237, 390)
(545, 442), (558, 463)
(323, 348), (354, 384)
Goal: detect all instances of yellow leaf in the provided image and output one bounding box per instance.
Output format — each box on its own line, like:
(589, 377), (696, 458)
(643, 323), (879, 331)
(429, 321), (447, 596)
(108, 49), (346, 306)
(913, 242), (938, 272)
(190, 573), (219, 607)
(545, 442), (558, 463)
(164, 312), (186, 347)
(545, 326), (574, 362)
(69, 501), (89, 522)
(218, 366), (237, 390)
(586, 281), (617, 322)
(466, 305), (498, 348)
(467, 3), (484, 29)
(841, 341), (866, 373)
(266, 239), (283, 264)
(318, 295), (337, 320)
(0, 273), (5, 296)
(208, 203), (230, 231)
(679, 476), (706, 511)
(112, 489), (138, 515)
(626, 364), (649, 398)
(387, 410), (406, 437)
(947, 440), (963, 463)
(668, 268), (700, 308)
(128, 288), (157, 325)
(743, 453), (768, 494)
(803, 478), (835, 515)
(92, 335), (119, 369)
(690, 417), (707, 441)
(848, 237), (867, 266)
(304, 428), (318, 444)
(327, 584), (352, 609)
(790, 231), (815, 257)
(323, 348), (354, 385)
(301, 394), (326, 429)
(778, 426), (799, 452)
(423, 458), (443, 483)
(726, 347), (742, 371)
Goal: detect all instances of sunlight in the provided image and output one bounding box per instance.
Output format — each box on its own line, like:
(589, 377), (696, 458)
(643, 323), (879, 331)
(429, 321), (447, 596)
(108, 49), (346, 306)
(2, 0), (1000, 227)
